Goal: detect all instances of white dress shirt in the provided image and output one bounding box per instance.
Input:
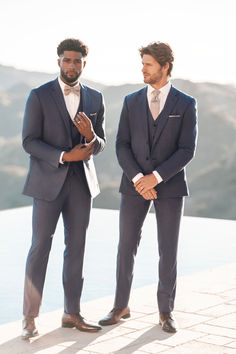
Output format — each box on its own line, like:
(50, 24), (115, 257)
(58, 77), (80, 120)
(58, 77), (80, 164)
(132, 81), (171, 185)
(147, 81), (171, 114)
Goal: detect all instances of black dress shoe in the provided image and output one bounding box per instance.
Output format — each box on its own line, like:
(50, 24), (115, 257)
(62, 313), (101, 332)
(22, 317), (38, 340)
(99, 307), (130, 326)
(159, 312), (178, 333)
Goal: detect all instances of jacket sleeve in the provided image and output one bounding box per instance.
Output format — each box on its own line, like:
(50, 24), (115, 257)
(116, 97), (143, 181)
(22, 90), (62, 168)
(155, 98), (198, 182)
(92, 93), (106, 155)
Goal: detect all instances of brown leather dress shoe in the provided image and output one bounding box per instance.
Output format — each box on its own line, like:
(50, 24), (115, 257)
(159, 312), (178, 333)
(62, 313), (101, 332)
(22, 317), (38, 340)
(99, 307), (130, 326)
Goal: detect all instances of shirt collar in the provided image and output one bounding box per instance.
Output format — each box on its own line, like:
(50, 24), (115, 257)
(147, 81), (171, 97)
(58, 77), (80, 92)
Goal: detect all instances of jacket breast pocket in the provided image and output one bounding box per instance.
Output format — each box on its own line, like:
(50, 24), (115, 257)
(167, 115), (183, 129)
(165, 115), (182, 137)
(89, 112), (97, 126)
(168, 114), (182, 119)
(89, 112), (97, 118)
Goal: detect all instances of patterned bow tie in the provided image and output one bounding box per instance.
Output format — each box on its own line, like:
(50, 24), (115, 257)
(64, 85), (81, 96)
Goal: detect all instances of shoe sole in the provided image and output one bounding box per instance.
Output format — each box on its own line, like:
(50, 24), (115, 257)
(159, 322), (177, 333)
(62, 322), (75, 328)
(122, 313), (131, 319)
(62, 322), (101, 332)
(99, 312), (131, 326)
(21, 331), (39, 340)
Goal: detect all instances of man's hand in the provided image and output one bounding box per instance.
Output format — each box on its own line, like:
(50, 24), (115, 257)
(134, 173), (158, 194)
(140, 188), (157, 200)
(62, 143), (94, 162)
(74, 112), (95, 142)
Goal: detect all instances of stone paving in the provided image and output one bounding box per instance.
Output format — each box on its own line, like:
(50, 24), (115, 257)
(0, 263), (235, 353)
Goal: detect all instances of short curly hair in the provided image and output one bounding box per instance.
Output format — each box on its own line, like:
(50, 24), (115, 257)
(57, 38), (88, 57)
(139, 42), (174, 76)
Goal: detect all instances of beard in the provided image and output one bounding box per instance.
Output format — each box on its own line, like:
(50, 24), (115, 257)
(60, 69), (81, 84)
(143, 71), (163, 85)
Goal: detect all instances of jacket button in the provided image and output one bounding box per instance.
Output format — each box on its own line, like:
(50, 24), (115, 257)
(146, 157), (149, 160)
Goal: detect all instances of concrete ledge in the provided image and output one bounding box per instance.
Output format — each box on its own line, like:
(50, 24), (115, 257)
(0, 263), (236, 353)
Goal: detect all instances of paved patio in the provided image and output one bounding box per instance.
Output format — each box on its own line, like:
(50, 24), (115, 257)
(0, 262), (235, 353)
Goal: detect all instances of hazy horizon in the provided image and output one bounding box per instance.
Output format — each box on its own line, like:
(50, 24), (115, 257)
(1, 62), (235, 88)
(1, 0), (235, 86)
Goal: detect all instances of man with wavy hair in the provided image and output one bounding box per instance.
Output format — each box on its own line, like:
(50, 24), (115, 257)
(22, 38), (105, 339)
(99, 42), (197, 333)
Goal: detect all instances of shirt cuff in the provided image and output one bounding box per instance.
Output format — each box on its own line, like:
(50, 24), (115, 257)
(59, 151), (65, 164)
(85, 134), (96, 144)
(152, 170), (163, 184)
(132, 173), (144, 184)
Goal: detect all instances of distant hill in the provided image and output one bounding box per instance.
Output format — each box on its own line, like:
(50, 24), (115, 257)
(0, 65), (235, 220)
(0, 64), (106, 91)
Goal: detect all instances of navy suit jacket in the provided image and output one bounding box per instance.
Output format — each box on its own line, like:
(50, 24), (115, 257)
(116, 85), (197, 198)
(22, 79), (106, 201)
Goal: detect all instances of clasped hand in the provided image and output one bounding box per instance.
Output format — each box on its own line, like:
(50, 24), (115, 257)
(74, 112), (95, 142)
(134, 174), (158, 200)
(63, 142), (94, 162)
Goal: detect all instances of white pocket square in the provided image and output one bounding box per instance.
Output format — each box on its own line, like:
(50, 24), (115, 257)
(169, 114), (181, 118)
(90, 112), (97, 117)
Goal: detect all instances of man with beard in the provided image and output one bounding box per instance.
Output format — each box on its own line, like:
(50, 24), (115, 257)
(22, 38), (105, 339)
(99, 42), (197, 333)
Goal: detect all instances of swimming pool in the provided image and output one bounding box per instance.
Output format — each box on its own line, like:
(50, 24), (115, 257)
(0, 206), (235, 325)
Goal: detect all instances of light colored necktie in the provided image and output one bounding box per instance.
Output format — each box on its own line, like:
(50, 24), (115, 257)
(64, 85), (81, 96)
(150, 90), (161, 120)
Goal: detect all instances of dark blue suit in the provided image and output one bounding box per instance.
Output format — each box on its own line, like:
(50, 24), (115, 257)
(22, 79), (105, 316)
(115, 85), (197, 312)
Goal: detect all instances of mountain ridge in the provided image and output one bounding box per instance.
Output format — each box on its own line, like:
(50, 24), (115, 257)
(0, 64), (235, 220)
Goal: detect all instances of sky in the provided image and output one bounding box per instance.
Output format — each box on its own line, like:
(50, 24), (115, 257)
(0, 0), (236, 85)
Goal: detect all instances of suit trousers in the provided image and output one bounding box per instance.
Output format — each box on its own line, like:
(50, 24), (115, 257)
(114, 194), (184, 312)
(23, 171), (91, 317)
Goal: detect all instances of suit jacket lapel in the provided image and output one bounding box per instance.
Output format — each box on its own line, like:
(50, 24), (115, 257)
(136, 87), (149, 147)
(152, 86), (179, 148)
(78, 84), (91, 144)
(80, 83), (90, 116)
(50, 79), (71, 139)
(80, 84), (100, 197)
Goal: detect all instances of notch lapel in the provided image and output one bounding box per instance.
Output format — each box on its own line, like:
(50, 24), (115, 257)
(80, 83), (90, 117)
(79, 84), (100, 198)
(79, 84), (90, 144)
(152, 86), (179, 148)
(50, 79), (72, 140)
(136, 87), (149, 145)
